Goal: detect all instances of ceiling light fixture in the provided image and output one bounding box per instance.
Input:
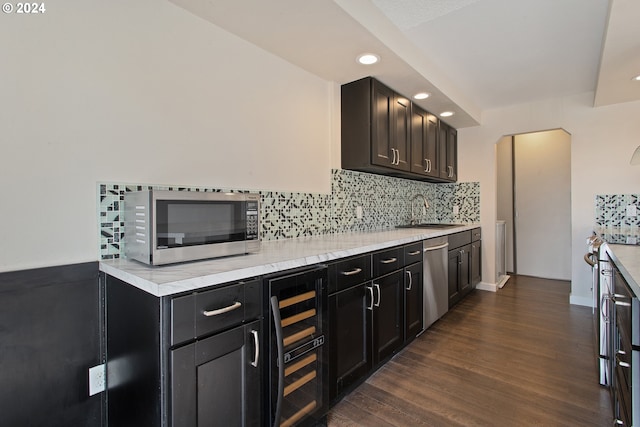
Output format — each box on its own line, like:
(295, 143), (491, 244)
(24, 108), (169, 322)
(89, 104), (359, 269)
(633, 74), (640, 82)
(414, 92), (430, 100)
(356, 53), (380, 65)
(440, 111), (454, 117)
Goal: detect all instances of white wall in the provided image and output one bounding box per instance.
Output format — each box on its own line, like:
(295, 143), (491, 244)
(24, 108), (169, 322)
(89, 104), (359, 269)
(459, 93), (640, 305)
(0, 1), (333, 272)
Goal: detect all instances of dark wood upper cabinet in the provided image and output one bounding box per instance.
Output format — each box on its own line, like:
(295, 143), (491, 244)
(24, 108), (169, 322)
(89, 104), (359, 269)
(439, 121), (457, 181)
(411, 104), (440, 178)
(342, 76), (456, 183)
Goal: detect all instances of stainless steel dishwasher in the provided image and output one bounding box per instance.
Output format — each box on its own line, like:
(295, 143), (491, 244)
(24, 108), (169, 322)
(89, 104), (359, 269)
(422, 236), (449, 330)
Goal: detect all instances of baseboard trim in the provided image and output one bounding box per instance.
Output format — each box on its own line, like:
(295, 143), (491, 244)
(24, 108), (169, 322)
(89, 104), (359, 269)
(476, 281), (497, 292)
(570, 294), (594, 307)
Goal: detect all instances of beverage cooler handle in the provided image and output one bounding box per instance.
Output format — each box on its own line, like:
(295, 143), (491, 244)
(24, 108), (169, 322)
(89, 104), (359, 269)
(250, 329), (260, 368)
(270, 296), (285, 426)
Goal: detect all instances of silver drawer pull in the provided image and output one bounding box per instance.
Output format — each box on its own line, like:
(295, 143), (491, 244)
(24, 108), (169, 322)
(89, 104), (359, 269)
(341, 268), (363, 276)
(406, 270), (412, 291)
(618, 360), (630, 368)
(408, 250), (421, 256)
(203, 301), (242, 316)
(380, 257), (397, 264)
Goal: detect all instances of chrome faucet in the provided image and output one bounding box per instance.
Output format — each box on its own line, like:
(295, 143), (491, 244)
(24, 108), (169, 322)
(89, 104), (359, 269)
(410, 194), (430, 225)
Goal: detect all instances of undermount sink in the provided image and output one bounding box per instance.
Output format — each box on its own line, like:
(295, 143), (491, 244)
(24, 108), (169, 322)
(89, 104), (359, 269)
(396, 223), (463, 229)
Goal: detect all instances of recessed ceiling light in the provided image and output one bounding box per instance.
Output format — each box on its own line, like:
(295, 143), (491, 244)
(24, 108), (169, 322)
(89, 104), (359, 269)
(440, 111), (454, 117)
(356, 53), (380, 65)
(633, 74), (640, 82)
(414, 92), (430, 100)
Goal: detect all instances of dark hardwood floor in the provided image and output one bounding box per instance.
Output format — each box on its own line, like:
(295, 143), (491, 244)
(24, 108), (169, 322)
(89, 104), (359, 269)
(326, 275), (612, 426)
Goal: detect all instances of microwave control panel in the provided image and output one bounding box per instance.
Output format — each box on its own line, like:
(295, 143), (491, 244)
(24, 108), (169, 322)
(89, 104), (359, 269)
(246, 200), (259, 240)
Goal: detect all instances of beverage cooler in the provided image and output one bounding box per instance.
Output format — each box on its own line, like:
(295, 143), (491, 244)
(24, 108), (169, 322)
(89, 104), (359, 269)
(264, 266), (328, 427)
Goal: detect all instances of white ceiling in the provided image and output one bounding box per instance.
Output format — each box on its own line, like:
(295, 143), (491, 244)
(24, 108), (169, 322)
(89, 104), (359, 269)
(168, 0), (640, 128)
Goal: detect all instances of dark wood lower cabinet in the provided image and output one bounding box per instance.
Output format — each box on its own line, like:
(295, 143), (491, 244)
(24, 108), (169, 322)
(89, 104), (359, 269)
(328, 283), (371, 402)
(471, 240), (482, 286)
(448, 244), (471, 308)
(371, 270), (404, 365)
(170, 320), (262, 427)
(404, 262), (423, 342)
(105, 274), (263, 427)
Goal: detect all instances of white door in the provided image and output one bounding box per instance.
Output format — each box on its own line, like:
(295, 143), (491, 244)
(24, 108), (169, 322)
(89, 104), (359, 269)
(514, 129), (571, 280)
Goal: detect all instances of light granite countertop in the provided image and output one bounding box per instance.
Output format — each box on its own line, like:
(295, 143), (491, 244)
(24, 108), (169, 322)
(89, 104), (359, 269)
(606, 244), (640, 297)
(100, 224), (478, 297)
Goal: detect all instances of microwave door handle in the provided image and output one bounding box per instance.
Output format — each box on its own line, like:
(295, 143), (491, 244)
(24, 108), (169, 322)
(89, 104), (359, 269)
(269, 296), (285, 426)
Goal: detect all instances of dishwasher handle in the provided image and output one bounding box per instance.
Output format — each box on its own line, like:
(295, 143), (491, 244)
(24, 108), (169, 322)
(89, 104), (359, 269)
(423, 242), (449, 252)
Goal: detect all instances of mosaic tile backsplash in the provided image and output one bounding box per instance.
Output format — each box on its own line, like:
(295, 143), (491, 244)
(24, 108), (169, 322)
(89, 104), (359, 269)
(595, 194), (640, 227)
(99, 169), (480, 259)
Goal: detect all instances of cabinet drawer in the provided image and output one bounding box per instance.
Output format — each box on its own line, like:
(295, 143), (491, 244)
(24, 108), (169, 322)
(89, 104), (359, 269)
(403, 242), (423, 266)
(329, 254), (371, 294)
(448, 230), (471, 250)
(195, 280), (261, 338)
(373, 247), (402, 277)
(471, 228), (481, 242)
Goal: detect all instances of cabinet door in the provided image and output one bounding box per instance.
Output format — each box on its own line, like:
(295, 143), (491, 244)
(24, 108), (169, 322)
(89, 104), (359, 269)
(411, 106), (439, 177)
(328, 283), (371, 401)
(171, 320), (262, 427)
(394, 94), (411, 171)
(447, 127), (458, 181)
(459, 244), (471, 297)
(404, 263), (424, 342)
(439, 122), (457, 181)
(372, 270), (404, 364)
(371, 80), (395, 169)
(447, 250), (461, 308)
(471, 241), (481, 286)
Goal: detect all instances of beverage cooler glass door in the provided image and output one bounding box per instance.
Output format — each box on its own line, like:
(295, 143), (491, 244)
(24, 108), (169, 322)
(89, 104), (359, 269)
(266, 266), (328, 427)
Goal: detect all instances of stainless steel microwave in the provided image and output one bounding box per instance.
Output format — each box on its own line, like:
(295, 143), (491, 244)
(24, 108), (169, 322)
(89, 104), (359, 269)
(124, 190), (260, 265)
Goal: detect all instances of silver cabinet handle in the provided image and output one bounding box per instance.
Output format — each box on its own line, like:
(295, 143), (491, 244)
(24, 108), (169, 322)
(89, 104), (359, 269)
(395, 149), (401, 165)
(424, 158), (431, 173)
(448, 165), (454, 178)
(406, 270), (412, 291)
(341, 267), (363, 276)
(380, 257), (397, 264)
(391, 148), (397, 165)
(618, 360), (630, 368)
(408, 250), (421, 256)
(203, 301), (242, 316)
(366, 286), (374, 311)
(614, 420), (624, 425)
(250, 329), (259, 368)
(374, 283), (381, 307)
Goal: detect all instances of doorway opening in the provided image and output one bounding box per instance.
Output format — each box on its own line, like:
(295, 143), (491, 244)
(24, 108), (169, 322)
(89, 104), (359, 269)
(496, 129), (572, 281)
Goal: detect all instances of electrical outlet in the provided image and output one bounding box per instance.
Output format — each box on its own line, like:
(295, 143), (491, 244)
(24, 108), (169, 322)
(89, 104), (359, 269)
(627, 205), (637, 217)
(89, 364), (106, 396)
(356, 206), (363, 220)
(453, 205), (459, 215)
